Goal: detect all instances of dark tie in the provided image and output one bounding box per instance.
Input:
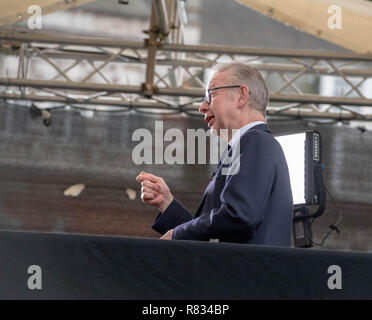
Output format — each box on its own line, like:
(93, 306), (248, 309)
(210, 144), (232, 179)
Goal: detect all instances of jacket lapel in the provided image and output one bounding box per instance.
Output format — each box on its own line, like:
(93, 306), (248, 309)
(194, 124), (271, 218)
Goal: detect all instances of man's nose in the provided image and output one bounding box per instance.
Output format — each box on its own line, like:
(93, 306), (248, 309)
(199, 100), (209, 114)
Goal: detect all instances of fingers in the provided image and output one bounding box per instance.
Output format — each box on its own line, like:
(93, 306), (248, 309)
(141, 172), (159, 181)
(141, 185), (158, 197)
(139, 174), (160, 202)
(136, 173), (146, 183)
(137, 172), (168, 207)
(141, 192), (156, 204)
(141, 185), (158, 199)
(141, 180), (160, 192)
(141, 192), (156, 201)
(136, 171), (159, 183)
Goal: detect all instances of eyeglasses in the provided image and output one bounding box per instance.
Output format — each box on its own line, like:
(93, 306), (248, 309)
(204, 85), (240, 104)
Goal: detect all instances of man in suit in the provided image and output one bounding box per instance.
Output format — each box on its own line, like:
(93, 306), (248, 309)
(136, 62), (293, 246)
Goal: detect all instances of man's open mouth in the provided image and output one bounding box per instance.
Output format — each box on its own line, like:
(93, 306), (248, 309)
(205, 115), (215, 127)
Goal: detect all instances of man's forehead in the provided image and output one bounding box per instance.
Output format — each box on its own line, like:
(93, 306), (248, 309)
(208, 71), (226, 88)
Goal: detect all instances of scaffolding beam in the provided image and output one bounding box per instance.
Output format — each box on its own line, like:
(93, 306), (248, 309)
(1, 30), (372, 121)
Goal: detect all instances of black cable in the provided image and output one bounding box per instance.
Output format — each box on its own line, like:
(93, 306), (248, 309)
(311, 183), (342, 246)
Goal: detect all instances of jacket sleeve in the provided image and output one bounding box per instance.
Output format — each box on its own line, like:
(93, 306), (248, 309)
(172, 133), (277, 242)
(151, 199), (193, 235)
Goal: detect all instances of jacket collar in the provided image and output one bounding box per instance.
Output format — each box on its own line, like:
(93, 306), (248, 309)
(229, 121), (270, 149)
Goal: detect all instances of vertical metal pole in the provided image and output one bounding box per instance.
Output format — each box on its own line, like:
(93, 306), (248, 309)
(17, 43), (24, 79)
(166, 0), (180, 89)
(154, 0), (170, 37)
(142, 1), (159, 97)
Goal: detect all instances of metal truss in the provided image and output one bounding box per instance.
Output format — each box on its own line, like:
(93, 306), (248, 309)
(1, 1), (372, 121)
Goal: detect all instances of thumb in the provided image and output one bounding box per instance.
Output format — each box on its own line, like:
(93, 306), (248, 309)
(140, 172), (159, 183)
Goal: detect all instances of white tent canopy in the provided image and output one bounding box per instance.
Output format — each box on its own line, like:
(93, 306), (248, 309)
(0, 0), (94, 26)
(237, 0), (372, 54)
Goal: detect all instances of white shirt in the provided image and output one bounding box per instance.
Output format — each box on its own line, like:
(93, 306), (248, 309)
(219, 121), (266, 170)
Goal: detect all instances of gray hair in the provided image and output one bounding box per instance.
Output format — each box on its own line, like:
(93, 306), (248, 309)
(213, 62), (269, 116)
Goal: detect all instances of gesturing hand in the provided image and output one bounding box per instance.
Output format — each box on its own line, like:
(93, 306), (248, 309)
(136, 171), (174, 213)
(160, 229), (174, 240)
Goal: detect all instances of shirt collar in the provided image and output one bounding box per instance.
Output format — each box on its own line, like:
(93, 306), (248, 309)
(229, 121), (266, 149)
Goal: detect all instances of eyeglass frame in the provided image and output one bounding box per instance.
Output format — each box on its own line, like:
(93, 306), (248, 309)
(204, 85), (241, 104)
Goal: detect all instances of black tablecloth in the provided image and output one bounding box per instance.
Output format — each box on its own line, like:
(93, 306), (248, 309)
(0, 231), (371, 299)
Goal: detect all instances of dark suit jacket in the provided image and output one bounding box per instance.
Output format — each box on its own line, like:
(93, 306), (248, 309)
(152, 124), (293, 246)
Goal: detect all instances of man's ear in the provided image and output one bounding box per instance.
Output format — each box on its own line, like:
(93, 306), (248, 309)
(238, 85), (250, 108)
